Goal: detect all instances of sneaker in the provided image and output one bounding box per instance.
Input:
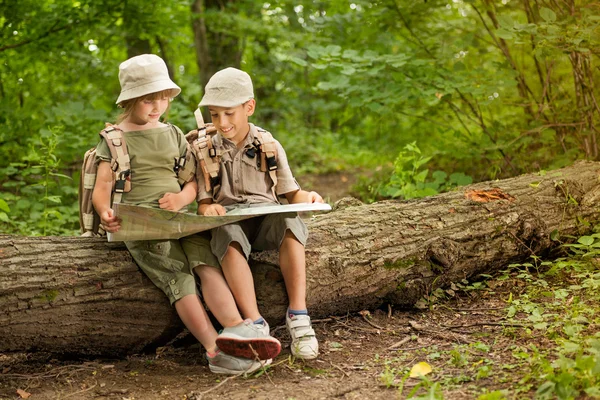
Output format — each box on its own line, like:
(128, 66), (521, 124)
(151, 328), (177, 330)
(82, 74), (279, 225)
(286, 313), (319, 360)
(207, 350), (272, 375)
(216, 319), (281, 360)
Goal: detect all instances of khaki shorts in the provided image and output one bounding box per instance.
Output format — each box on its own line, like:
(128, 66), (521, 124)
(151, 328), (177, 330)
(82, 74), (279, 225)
(211, 213), (308, 261)
(126, 232), (220, 305)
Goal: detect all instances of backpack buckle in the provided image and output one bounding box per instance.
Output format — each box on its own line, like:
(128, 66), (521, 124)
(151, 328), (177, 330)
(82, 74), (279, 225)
(209, 175), (221, 189)
(266, 155), (277, 171)
(173, 157), (186, 173)
(245, 147), (256, 159)
(209, 148), (217, 158)
(115, 170), (130, 193)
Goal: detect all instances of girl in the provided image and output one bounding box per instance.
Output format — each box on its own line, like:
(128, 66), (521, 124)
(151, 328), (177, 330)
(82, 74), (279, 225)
(92, 54), (280, 374)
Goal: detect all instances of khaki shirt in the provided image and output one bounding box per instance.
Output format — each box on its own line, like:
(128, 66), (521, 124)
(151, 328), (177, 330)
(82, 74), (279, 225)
(197, 123), (300, 206)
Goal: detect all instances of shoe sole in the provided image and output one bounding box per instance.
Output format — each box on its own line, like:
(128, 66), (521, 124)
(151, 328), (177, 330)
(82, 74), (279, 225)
(216, 336), (281, 360)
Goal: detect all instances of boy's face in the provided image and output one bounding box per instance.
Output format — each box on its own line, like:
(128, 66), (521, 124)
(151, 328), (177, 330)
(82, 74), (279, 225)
(208, 100), (255, 144)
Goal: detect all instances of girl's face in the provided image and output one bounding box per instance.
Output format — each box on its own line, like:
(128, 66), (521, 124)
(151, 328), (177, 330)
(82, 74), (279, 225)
(128, 96), (170, 126)
(208, 100), (255, 145)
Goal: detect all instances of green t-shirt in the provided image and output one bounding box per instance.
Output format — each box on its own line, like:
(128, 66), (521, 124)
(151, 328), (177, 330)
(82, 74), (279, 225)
(95, 124), (187, 208)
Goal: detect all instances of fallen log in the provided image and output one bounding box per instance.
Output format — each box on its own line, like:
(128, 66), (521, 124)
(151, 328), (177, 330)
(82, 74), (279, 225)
(2, 161), (600, 356)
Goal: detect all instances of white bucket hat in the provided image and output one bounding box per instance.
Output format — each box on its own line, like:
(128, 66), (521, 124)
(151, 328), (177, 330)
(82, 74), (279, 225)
(198, 67), (254, 108)
(116, 54), (181, 104)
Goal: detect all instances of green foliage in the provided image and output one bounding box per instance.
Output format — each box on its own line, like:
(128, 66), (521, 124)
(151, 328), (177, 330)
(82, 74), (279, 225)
(0, 0), (598, 235)
(1, 125), (77, 235)
(372, 142), (472, 201)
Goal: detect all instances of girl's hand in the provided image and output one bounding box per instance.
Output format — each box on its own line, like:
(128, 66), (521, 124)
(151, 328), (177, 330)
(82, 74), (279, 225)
(100, 209), (121, 232)
(159, 192), (186, 211)
(200, 203), (226, 216)
(307, 191), (324, 203)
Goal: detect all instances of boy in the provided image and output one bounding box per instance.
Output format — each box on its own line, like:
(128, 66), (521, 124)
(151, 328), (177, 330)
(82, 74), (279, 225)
(196, 67), (322, 359)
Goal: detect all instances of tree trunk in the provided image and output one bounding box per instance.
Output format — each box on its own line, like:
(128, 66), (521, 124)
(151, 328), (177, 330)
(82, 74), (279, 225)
(2, 161), (600, 356)
(191, 0), (244, 90)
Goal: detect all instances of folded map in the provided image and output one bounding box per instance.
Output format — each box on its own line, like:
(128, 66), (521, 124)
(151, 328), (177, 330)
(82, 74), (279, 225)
(107, 202), (332, 242)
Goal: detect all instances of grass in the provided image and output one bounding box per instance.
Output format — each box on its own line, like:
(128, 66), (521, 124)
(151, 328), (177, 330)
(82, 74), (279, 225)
(373, 242), (600, 400)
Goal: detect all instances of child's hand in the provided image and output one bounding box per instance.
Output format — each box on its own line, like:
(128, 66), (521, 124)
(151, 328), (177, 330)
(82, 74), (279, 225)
(159, 192), (186, 212)
(100, 209), (121, 232)
(307, 191), (324, 203)
(200, 203), (226, 216)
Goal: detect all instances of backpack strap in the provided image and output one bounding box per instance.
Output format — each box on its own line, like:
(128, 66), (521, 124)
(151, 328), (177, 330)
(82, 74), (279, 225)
(170, 123), (196, 186)
(190, 109), (222, 192)
(99, 124), (131, 204)
(254, 127), (278, 198)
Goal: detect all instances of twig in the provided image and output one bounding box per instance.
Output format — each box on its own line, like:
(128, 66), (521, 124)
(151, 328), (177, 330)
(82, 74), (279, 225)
(393, 343), (456, 351)
(64, 380), (97, 398)
(360, 312), (384, 330)
(329, 361), (350, 378)
(387, 304), (392, 319)
(504, 230), (537, 256)
(443, 322), (528, 329)
(387, 335), (412, 350)
(190, 375), (238, 399)
(249, 344), (274, 385)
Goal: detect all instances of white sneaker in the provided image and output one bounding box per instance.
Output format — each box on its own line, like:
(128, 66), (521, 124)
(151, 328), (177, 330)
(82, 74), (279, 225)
(216, 319), (280, 360)
(207, 350), (272, 375)
(286, 313), (319, 359)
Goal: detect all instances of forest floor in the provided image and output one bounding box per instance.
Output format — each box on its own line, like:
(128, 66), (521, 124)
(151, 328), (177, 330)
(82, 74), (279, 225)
(2, 274), (593, 400)
(1, 173), (598, 400)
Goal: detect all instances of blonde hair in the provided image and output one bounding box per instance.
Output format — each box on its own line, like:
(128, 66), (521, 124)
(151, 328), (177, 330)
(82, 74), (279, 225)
(116, 89), (176, 124)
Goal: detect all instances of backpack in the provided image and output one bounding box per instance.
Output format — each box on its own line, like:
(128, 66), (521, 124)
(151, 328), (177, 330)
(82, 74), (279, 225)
(78, 123), (195, 237)
(186, 109), (278, 196)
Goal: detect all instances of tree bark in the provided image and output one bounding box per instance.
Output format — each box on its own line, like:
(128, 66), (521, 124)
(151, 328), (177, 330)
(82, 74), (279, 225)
(191, 0), (244, 90)
(2, 161), (600, 356)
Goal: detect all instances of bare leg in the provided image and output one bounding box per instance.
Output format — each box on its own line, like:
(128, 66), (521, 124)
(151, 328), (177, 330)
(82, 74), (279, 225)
(194, 265), (244, 328)
(221, 242), (262, 321)
(279, 230), (307, 311)
(174, 294), (218, 353)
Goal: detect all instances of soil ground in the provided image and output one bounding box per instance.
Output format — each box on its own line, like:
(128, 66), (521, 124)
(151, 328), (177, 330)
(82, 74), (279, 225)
(0, 287), (552, 400)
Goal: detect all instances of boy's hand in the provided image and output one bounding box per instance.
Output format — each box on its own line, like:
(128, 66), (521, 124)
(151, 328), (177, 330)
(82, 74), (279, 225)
(100, 208), (121, 232)
(307, 191), (324, 203)
(199, 203), (226, 216)
(159, 192), (186, 212)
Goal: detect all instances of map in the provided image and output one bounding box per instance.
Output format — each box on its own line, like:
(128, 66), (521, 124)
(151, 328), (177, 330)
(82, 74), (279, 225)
(107, 202), (332, 242)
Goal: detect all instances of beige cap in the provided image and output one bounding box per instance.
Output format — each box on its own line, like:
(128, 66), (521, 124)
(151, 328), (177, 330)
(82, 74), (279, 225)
(116, 54), (181, 104)
(199, 67), (254, 108)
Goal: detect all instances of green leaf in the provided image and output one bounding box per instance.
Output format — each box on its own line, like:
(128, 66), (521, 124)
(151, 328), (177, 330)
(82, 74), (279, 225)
(0, 212), (9, 222)
(44, 196), (62, 204)
(578, 236), (594, 246)
(539, 7), (557, 22)
(496, 29), (514, 40)
(0, 198), (10, 213)
(49, 172), (73, 180)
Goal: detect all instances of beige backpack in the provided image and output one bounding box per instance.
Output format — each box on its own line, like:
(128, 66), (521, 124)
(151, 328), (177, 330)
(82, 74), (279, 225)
(79, 123), (195, 237)
(186, 109), (278, 195)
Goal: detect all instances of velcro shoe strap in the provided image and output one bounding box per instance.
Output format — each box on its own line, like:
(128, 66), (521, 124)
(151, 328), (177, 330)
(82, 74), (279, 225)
(291, 327), (315, 339)
(288, 319), (312, 329)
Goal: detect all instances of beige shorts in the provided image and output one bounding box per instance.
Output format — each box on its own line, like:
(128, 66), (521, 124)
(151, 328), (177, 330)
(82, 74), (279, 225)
(210, 213), (308, 261)
(126, 232), (220, 305)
